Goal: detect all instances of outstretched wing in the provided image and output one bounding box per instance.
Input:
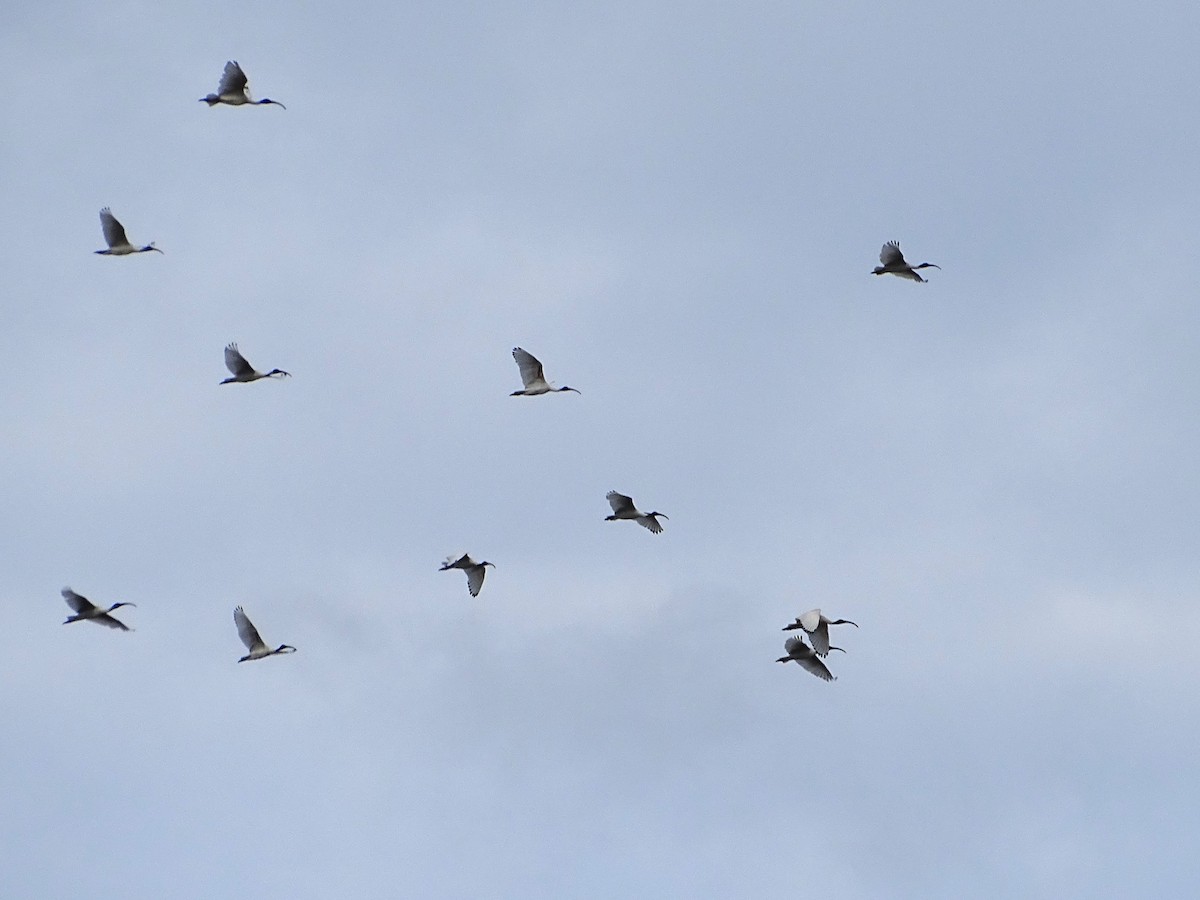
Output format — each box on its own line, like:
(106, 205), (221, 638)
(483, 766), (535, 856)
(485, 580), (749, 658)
(796, 654), (834, 681)
(94, 613), (131, 631)
(783, 635), (807, 657)
(637, 514), (663, 534)
(224, 343), (256, 377)
(512, 347), (545, 389)
(234, 606), (264, 652)
(879, 241), (905, 267)
(466, 565), (487, 597)
(606, 491), (635, 515)
(218, 60), (249, 96)
(796, 609), (830, 655)
(61, 587), (95, 615)
(99, 208), (128, 248)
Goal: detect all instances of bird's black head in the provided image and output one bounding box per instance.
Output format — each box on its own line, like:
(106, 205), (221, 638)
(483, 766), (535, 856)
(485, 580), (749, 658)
(276, 644), (297, 654)
(143, 244), (163, 254)
(260, 98), (286, 109)
(559, 386), (581, 394)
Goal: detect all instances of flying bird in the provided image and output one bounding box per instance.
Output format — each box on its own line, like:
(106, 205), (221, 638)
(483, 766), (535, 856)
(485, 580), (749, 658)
(605, 491), (668, 534)
(234, 606), (296, 662)
(95, 208), (162, 256)
(200, 61), (286, 108)
(782, 609), (858, 657)
(871, 241), (940, 282)
(776, 635), (837, 681)
(220, 343), (291, 384)
(510, 347), (580, 396)
(61, 587), (135, 631)
(440, 553), (494, 597)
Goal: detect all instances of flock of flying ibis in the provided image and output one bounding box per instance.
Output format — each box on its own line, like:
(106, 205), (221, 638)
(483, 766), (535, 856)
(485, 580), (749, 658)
(75, 61), (942, 679)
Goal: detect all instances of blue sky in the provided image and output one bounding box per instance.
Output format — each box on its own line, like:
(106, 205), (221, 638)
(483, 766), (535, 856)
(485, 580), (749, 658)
(2, 1), (1199, 897)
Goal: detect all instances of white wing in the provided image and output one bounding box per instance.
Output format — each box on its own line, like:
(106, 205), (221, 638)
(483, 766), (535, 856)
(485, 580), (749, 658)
(606, 491), (635, 515)
(234, 606), (265, 652)
(224, 343), (256, 377)
(797, 609), (822, 632)
(61, 587), (95, 614)
(466, 565), (487, 597)
(796, 654), (834, 681)
(94, 613), (131, 631)
(512, 347), (545, 389)
(879, 241), (905, 267)
(796, 609), (830, 655)
(783, 635), (808, 657)
(99, 208), (128, 248)
(218, 61), (249, 96)
(637, 514), (663, 534)
(808, 623), (831, 656)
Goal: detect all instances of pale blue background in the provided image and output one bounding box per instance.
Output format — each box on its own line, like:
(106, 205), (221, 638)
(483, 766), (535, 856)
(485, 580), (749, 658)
(2, 1), (1198, 897)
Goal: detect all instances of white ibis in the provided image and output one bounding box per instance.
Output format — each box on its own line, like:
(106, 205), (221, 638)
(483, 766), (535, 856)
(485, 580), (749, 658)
(510, 347), (579, 396)
(776, 635), (837, 681)
(234, 607), (295, 662)
(61, 588), (135, 631)
(605, 491), (667, 534)
(782, 609), (858, 657)
(95, 208), (162, 256)
(872, 241), (940, 282)
(440, 553), (494, 597)
(200, 61), (286, 108)
(220, 343), (291, 384)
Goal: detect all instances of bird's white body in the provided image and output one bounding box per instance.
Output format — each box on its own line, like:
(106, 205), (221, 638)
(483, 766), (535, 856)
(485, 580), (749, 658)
(783, 609), (858, 658)
(61, 587), (135, 631)
(510, 347), (579, 396)
(95, 208), (161, 256)
(604, 491), (667, 534)
(201, 61), (285, 108)
(221, 343), (291, 384)
(872, 241), (939, 282)
(776, 635), (835, 681)
(234, 606), (296, 662)
(440, 553), (494, 597)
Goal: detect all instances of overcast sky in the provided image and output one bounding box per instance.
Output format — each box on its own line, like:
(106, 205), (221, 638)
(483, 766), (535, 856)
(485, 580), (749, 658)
(3, 1), (1199, 897)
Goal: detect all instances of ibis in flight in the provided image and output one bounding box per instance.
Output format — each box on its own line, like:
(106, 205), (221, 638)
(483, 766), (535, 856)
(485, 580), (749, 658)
(440, 554), (494, 597)
(872, 241), (940, 282)
(234, 606), (296, 662)
(783, 609), (858, 658)
(604, 491), (668, 534)
(220, 343), (291, 384)
(201, 61), (286, 108)
(95, 208), (161, 256)
(510, 347), (580, 396)
(776, 635), (837, 681)
(61, 588), (135, 631)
